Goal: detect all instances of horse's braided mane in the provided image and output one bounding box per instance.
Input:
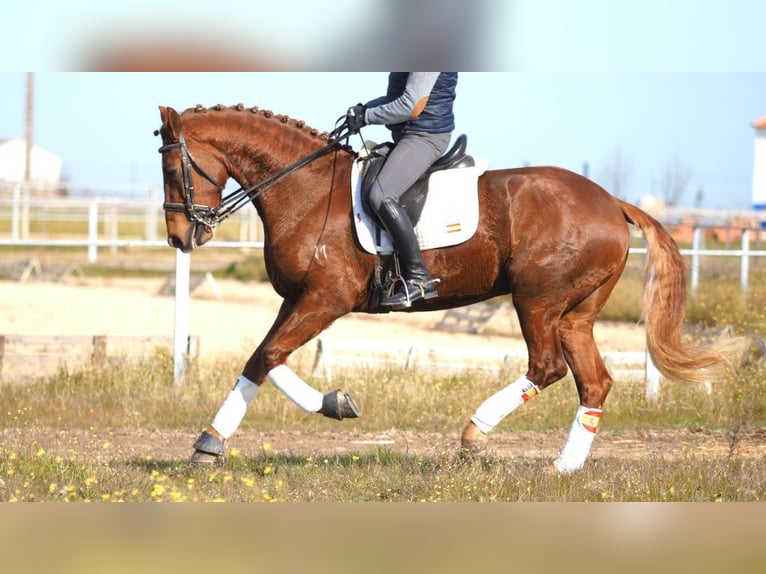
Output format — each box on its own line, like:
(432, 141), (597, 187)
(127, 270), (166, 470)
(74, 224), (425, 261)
(183, 103), (332, 141)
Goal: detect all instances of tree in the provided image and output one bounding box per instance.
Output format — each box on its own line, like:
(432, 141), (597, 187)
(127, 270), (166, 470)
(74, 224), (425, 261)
(659, 155), (691, 207)
(694, 186), (704, 208)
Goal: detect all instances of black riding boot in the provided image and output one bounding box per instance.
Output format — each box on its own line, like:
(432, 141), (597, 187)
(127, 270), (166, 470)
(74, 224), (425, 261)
(376, 198), (439, 308)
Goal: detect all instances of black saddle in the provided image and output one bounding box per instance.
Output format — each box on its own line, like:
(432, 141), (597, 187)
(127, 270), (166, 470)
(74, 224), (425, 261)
(361, 134), (475, 227)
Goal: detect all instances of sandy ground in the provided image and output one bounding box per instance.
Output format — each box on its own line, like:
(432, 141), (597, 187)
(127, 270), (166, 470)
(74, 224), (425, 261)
(0, 275), (647, 365)
(6, 426), (766, 463)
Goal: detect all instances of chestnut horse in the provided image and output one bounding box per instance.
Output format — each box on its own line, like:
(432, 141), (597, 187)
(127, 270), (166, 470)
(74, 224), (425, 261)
(157, 103), (734, 472)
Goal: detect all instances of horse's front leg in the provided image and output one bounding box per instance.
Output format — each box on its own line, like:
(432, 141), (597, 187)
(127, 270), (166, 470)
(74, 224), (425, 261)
(191, 292), (357, 463)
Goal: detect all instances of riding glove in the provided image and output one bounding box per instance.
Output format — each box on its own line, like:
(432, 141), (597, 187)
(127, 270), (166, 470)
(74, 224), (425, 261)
(346, 103), (367, 133)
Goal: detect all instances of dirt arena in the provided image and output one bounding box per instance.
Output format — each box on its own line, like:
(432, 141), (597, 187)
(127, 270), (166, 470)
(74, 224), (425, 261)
(0, 275), (647, 359)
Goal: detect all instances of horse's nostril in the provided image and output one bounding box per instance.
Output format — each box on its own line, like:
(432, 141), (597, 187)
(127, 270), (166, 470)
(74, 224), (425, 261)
(168, 236), (184, 250)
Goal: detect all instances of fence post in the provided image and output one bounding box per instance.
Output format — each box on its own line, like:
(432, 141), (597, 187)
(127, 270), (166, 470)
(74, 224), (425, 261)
(20, 182), (30, 240)
(645, 350), (661, 402)
(92, 335), (107, 368)
(11, 184), (20, 240)
(0, 335), (5, 378)
(146, 187), (159, 242)
(108, 203), (118, 257)
(741, 228), (750, 294)
(690, 226), (702, 292)
(88, 201), (99, 263)
(173, 249), (191, 386)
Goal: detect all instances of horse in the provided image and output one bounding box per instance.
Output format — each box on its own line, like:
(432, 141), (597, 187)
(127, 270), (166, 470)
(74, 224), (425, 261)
(156, 103), (739, 472)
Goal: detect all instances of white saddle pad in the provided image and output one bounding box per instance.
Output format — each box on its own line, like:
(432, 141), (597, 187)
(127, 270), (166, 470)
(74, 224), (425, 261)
(351, 156), (489, 255)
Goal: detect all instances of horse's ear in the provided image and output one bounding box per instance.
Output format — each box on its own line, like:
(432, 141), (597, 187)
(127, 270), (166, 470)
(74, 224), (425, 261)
(159, 106), (182, 139)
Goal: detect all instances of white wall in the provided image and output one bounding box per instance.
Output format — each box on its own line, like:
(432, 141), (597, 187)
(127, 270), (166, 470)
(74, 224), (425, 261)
(0, 138), (62, 184)
(752, 118), (766, 209)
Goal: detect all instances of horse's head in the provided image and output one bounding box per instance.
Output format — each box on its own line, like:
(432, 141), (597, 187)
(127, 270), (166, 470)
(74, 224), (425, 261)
(157, 106), (229, 252)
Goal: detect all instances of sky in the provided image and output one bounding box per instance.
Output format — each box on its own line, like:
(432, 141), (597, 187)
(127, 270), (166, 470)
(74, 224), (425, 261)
(1, 0), (765, 209)
(2, 1), (765, 72)
(1, 72), (763, 209)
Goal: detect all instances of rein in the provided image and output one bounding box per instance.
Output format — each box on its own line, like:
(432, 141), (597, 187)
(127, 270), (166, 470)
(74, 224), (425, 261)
(158, 121), (351, 228)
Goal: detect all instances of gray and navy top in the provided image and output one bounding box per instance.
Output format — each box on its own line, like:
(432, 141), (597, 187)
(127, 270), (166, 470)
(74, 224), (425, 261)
(364, 72), (457, 135)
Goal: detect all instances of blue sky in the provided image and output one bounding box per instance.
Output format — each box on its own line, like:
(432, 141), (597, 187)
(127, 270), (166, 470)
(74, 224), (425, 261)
(511, 0), (766, 72)
(2, 1), (765, 72)
(1, 72), (763, 209)
(2, 2), (764, 208)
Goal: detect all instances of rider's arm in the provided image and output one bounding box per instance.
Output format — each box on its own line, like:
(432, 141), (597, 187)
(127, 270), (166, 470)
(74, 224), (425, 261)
(364, 72), (440, 126)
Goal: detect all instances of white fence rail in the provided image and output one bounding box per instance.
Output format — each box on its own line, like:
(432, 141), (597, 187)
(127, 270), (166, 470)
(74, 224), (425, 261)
(312, 337), (648, 379)
(0, 194), (264, 261)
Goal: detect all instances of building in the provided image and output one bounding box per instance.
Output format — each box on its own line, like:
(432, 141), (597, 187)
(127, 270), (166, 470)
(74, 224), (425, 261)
(0, 138), (63, 195)
(753, 115), (766, 212)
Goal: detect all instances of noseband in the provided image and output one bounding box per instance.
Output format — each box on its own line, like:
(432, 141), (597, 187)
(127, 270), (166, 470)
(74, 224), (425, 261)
(158, 121), (352, 229)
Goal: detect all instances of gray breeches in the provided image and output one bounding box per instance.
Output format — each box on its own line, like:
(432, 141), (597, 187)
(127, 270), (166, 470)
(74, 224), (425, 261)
(365, 131), (451, 214)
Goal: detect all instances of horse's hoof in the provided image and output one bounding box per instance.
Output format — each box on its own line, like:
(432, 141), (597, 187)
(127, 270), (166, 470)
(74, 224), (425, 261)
(190, 431), (226, 464)
(321, 389), (361, 420)
(459, 421), (489, 457)
(190, 449), (225, 465)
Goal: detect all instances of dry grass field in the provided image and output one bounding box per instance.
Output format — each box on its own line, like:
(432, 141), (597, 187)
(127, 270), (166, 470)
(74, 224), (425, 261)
(1, 270), (765, 502)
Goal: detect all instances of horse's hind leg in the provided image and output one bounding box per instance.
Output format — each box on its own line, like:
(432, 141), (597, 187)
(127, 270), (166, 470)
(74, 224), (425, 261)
(553, 276), (622, 473)
(461, 300), (570, 454)
(553, 323), (610, 473)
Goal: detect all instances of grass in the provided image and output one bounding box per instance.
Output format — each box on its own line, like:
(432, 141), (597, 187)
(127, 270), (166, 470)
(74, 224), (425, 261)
(2, 411), (764, 503)
(601, 258), (766, 334)
(1, 351), (765, 502)
(3, 429), (764, 503)
(5, 349), (763, 433)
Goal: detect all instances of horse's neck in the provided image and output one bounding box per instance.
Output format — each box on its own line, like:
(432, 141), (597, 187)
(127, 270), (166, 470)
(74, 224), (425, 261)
(190, 111), (349, 237)
(230, 129), (342, 233)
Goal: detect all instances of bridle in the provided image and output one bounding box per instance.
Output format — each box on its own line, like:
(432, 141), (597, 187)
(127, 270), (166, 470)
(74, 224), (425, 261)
(157, 119), (352, 229)
(158, 131), (226, 228)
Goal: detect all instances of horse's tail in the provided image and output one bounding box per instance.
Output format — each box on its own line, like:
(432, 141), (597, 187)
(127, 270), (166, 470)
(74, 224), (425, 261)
(619, 200), (743, 383)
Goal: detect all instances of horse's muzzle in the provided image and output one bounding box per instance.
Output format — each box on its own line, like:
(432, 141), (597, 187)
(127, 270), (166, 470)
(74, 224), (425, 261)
(168, 234), (193, 252)
(167, 222), (213, 253)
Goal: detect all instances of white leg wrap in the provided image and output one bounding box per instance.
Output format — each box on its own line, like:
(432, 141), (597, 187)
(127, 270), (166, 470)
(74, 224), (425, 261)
(553, 405), (603, 474)
(470, 376), (540, 434)
(267, 364), (323, 413)
(211, 375), (259, 439)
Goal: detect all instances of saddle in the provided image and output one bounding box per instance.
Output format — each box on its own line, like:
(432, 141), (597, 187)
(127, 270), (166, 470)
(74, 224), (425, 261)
(360, 134), (475, 226)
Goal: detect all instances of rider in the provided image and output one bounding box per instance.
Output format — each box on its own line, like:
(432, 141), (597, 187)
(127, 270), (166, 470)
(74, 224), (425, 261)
(345, 72), (458, 308)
